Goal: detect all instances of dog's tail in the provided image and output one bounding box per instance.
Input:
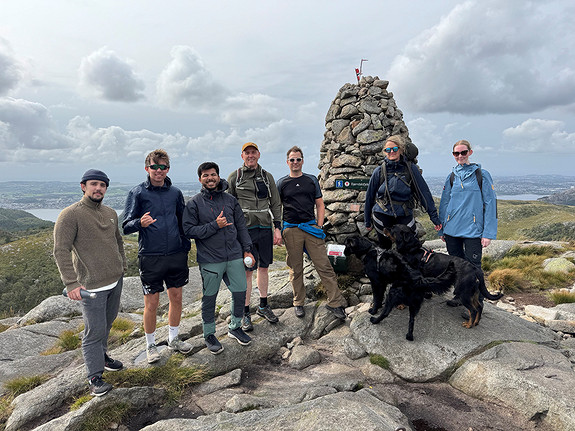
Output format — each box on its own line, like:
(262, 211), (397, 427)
(477, 268), (503, 301)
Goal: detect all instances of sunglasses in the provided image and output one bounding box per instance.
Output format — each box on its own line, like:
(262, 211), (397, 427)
(288, 158), (303, 163)
(452, 150), (469, 157)
(148, 164), (169, 171)
(384, 146), (399, 153)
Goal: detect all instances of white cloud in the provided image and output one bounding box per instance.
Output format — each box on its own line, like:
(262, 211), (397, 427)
(0, 98), (72, 161)
(156, 46), (227, 108)
(502, 118), (575, 152)
(388, 0), (575, 114)
(79, 47), (145, 102)
(0, 38), (22, 95)
(220, 93), (281, 126)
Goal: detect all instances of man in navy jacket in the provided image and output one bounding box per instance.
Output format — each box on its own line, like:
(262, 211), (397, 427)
(123, 149), (191, 364)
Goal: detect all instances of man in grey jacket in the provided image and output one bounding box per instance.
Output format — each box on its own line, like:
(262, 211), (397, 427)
(183, 162), (255, 354)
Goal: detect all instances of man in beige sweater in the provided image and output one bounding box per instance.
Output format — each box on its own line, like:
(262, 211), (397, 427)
(53, 169), (126, 397)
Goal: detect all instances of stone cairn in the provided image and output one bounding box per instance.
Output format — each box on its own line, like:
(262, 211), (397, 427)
(318, 75), (413, 245)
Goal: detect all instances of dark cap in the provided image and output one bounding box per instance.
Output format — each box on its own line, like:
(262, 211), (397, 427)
(81, 169), (110, 187)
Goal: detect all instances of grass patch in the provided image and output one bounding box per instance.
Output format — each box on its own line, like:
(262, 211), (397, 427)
(488, 269), (529, 293)
(549, 290), (575, 305)
(108, 317), (138, 347)
(104, 355), (209, 401)
(41, 329), (81, 355)
(0, 375), (51, 427)
(78, 402), (131, 431)
(369, 354), (390, 369)
(0, 323), (10, 333)
(70, 395), (93, 411)
(273, 245), (287, 263)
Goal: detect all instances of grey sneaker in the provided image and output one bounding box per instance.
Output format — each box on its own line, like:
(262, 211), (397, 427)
(446, 297), (462, 307)
(147, 343), (161, 364)
(294, 306), (305, 318)
(228, 327), (252, 346)
(256, 305), (279, 323)
(88, 376), (112, 397)
(242, 312), (254, 332)
(205, 334), (224, 355)
(168, 336), (192, 354)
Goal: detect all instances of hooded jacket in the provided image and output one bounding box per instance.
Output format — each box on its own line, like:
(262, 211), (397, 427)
(183, 179), (252, 264)
(438, 163), (497, 239)
(122, 176), (191, 256)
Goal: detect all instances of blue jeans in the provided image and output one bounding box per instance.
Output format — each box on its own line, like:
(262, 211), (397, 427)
(81, 278), (123, 380)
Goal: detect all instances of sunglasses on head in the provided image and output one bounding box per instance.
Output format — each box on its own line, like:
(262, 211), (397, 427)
(384, 146), (399, 153)
(452, 150), (469, 157)
(148, 164), (169, 171)
(288, 157), (303, 163)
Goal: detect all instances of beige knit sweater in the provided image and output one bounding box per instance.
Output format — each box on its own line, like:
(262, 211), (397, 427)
(53, 195), (127, 291)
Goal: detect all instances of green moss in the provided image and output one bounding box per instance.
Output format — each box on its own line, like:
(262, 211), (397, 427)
(369, 354), (390, 369)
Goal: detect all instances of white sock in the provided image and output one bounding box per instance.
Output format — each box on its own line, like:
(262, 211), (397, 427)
(168, 326), (179, 343)
(145, 332), (156, 347)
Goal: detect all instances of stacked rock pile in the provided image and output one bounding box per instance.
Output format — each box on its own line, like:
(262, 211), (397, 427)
(318, 76), (413, 244)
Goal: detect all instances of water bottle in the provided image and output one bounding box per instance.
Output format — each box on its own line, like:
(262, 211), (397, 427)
(244, 256), (254, 267)
(62, 288), (96, 299)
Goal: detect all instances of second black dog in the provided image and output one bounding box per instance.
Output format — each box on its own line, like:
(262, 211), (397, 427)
(386, 224), (503, 329)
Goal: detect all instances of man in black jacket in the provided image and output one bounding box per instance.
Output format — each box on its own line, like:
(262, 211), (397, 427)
(123, 149), (191, 364)
(183, 162), (255, 355)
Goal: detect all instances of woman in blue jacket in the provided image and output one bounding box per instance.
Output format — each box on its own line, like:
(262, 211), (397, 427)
(365, 135), (441, 248)
(438, 140), (497, 305)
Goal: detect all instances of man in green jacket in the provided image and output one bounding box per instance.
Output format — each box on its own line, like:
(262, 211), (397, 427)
(227, 142), (283, 331)
(53, 169), (126, 397)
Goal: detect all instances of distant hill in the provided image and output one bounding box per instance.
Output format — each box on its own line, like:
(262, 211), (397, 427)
(0, 208), (54, 232)
(538, 187), (575, 206)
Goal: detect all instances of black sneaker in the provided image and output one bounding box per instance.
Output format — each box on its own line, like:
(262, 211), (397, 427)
(242, 312), (254, 332)
(256, 305), (279, 323)
(205, 334), (224, 355)
(88, 376), (112, 397)
(325, 305), (346, 320)
(446, 297), (462, 307)
(104, 353), (123, 371)
(294, 306), (305, 318)
(228, 327), (252, 346)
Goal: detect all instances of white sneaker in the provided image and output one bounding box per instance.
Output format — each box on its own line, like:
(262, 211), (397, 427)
(168, 336), (192, 354)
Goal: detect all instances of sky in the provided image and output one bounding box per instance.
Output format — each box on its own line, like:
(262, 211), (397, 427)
(1, 0), (574, 186)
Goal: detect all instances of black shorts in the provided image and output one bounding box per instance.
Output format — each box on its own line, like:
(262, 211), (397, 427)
(248, 227), (273, 269)
(139, 252), (189, 295)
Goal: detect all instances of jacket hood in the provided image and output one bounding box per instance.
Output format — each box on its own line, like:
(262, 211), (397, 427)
(454, 163), (481, 180)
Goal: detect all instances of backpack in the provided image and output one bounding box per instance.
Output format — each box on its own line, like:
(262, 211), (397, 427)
(236, 166), (271, 199)
(377, 159), (428, 214)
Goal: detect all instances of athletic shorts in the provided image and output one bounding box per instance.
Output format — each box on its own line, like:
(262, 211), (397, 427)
(247, 227), (273, 269)
(139, 252), (189, 295)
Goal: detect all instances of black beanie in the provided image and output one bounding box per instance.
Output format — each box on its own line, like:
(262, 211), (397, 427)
(81, 169), (110, 187)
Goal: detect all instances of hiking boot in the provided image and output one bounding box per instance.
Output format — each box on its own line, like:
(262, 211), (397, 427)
(147, 343), (161, 364)
(294, 306), (305, 318)
(446, 297), (462, 307)
(325, 305), (346, 320)
(88, 376), (112, 397)
(256, 305), (279, 323)
(205, 334), (224, 355)
(168, 336), (192, 354)
(242, 312), (254, 332)
(228, 327), (252, 346)
(104, 353), (123, 371)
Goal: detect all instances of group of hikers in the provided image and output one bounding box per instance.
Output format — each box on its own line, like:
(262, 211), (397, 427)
(52, 135), (497, 396)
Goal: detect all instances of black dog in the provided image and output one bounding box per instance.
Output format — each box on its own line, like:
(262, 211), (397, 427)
(344, 236), (456, 340)
(386, 224), (503, 329)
